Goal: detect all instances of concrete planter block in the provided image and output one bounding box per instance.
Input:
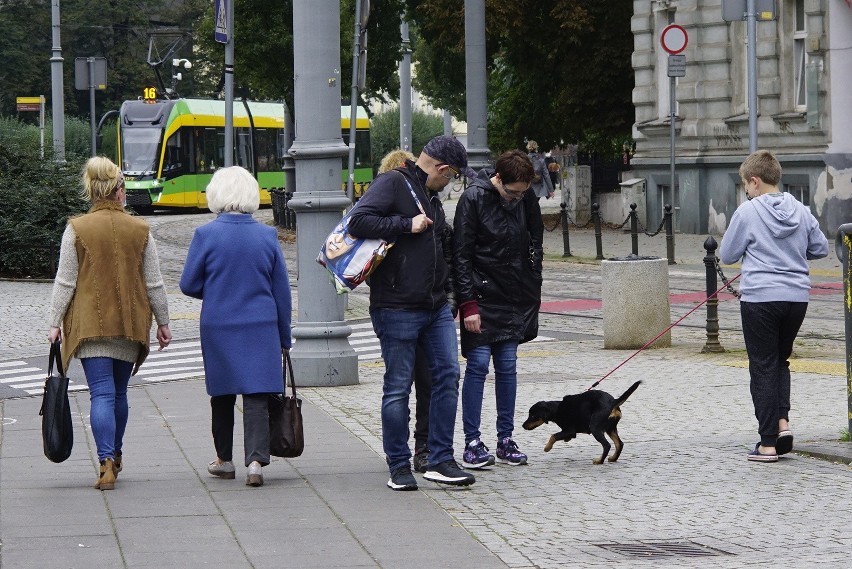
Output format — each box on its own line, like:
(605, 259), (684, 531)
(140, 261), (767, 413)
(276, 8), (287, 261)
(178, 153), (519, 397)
(602, 256), (671, 349)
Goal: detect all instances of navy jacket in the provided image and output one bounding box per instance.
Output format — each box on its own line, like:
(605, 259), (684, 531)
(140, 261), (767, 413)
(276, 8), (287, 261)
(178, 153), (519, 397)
(348, 161), (450, 311)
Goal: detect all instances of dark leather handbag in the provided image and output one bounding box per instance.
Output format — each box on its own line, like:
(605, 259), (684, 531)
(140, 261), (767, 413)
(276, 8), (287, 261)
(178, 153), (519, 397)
(268, 351), (304, 458)
(39, 342), (73, 463)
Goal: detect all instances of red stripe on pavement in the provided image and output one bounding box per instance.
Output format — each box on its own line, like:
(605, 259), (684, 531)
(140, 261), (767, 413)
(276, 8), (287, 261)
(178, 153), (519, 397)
(539, 282), (841, 314)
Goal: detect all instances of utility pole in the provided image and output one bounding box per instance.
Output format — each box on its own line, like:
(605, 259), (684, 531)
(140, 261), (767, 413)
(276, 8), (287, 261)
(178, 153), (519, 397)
(289, 0), (359, 386)
(746, 0), (758, 152)
(464, 0), (489, 170)
(399, 20), (412, 152)
(224, 0), (234, 166)
(50, 0), (65, 162)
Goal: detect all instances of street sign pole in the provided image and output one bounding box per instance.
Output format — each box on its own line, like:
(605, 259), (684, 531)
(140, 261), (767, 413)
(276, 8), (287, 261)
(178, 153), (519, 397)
(88, 57), (97, 155)
(661, 24), (688, 231)
(224, 0), (234, 167)
(39, 96), (45, 158)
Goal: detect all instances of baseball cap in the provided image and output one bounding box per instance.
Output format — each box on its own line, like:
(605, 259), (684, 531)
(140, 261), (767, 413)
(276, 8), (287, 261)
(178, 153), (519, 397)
(422, 135), (477, 178)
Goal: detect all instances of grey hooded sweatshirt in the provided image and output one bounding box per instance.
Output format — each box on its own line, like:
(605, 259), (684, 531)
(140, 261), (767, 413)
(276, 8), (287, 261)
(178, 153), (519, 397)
(719, 192), (828, 303)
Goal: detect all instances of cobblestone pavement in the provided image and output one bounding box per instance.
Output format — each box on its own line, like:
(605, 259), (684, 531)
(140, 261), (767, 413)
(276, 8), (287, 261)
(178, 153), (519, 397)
(2, 199), (850, 568)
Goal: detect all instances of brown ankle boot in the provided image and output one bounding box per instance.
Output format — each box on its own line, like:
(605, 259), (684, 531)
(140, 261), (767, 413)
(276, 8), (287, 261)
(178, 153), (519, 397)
(95, 458), (116, 490)
(113, 452), (122, 477)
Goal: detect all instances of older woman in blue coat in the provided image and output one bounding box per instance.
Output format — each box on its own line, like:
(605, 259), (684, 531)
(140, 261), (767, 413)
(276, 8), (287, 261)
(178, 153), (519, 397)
(180, 166), (292, 487)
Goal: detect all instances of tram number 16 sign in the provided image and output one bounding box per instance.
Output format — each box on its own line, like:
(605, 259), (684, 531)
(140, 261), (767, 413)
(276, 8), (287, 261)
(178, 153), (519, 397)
(660, 24), (688, 55)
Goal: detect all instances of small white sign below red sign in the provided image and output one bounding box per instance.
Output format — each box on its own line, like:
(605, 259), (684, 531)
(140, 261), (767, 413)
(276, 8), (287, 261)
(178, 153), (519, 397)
(660, 24), (688, 55)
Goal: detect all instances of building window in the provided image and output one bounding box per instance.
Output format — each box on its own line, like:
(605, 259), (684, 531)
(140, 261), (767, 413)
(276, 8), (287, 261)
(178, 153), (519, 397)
(785, 183), (810, 206)
(793, 0), (807, 110)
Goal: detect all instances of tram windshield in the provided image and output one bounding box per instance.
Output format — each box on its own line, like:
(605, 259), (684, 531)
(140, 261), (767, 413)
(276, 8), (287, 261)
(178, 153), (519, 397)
(121, 128), (162, 176)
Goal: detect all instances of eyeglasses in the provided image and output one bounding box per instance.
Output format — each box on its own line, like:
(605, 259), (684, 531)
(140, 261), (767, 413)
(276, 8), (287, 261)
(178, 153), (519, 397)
(502, 181), (531, 199)
(440, 164), (461, 181)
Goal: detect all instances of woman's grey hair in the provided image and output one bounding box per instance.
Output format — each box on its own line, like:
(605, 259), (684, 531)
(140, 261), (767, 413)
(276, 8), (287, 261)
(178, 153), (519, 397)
(205, 166), (260, 214)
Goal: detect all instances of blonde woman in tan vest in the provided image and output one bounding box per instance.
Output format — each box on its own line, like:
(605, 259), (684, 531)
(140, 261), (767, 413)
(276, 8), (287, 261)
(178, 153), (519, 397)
(48, 156), (172, 490)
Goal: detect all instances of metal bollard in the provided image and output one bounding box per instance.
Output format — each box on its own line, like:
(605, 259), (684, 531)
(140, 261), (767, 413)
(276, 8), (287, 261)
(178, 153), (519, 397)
(560, 202), (572, 257)
(629, 203), (639, 255)
(592, 202), (604, 260)
(270, 188), (281, 226)
(835, 223), (852, 435)
(284, 191), (294, 230)
(701, 236), (725, 353)
(665, 204), (675, 265)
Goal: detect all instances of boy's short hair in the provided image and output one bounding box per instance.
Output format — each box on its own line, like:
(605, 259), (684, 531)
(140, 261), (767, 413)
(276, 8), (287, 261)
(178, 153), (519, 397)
(495, 150), (535, 184)
(739, 150), (782, 186)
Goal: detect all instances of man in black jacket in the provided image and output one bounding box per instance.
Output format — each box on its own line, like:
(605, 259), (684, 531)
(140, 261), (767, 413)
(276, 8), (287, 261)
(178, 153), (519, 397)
(348, 135), (475, 491)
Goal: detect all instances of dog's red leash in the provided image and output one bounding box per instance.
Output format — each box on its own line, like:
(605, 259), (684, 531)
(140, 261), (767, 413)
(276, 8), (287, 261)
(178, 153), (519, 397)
(585, 274), (741, 391)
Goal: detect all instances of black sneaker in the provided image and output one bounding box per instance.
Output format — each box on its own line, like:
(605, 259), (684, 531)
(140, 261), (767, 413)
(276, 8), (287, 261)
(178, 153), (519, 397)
(423, 459), (475, 486)
(387, 465), (418, 491)
(412, 447), (430, 474)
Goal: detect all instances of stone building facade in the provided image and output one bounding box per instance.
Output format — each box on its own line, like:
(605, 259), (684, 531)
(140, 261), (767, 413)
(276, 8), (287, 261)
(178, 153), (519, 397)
(627, 0), (852, 236)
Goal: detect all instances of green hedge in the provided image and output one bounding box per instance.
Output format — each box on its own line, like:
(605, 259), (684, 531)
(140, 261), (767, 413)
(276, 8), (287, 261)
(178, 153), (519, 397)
(0, 122), (89, 278)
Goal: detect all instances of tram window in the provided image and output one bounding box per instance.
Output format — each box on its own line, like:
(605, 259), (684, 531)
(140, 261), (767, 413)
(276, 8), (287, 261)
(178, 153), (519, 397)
(162, 133), (184, 173)
(198, 128), (221, 172)
(236, 128), (252, 170)
(254, 129), (280, 172)
(342, 129), (372, 170)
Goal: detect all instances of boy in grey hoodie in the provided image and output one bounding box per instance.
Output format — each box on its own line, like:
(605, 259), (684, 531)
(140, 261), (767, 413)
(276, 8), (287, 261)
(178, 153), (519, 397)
(720, 150), (828, 462)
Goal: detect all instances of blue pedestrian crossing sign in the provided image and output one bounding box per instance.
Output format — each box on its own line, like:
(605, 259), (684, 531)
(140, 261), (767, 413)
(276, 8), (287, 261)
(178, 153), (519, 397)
(214, 0), (229, 44)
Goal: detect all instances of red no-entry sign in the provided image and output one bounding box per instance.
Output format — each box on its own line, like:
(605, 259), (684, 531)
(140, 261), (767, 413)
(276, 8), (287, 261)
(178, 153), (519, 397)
(660, 24), (688, 55)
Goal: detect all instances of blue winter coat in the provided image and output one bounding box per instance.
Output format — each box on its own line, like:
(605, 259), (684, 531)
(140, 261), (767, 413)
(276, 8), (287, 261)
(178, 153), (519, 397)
(179, 213), (292, 396)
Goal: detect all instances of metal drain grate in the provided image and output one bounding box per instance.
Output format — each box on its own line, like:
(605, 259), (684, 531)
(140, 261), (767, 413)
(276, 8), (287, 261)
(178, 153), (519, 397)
(595, 541), (732, 558)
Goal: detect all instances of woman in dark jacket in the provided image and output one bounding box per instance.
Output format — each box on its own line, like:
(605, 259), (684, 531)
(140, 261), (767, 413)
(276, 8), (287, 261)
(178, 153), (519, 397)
(454, 150), (542, 469)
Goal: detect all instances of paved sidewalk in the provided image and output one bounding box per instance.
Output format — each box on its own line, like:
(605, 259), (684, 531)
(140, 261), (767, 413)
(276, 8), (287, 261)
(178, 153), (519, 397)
(2, 203), (852, 568)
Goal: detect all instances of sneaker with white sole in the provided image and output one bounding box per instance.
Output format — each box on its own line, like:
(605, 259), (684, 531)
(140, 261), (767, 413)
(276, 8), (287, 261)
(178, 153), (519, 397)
(246, 461), (263, 487)
(423, 459), (475, 486)
(496, 437), (528, 465)
(208, 459), (236, 479)
(387, 465), (418, 491)
(462, 439), (495, 469)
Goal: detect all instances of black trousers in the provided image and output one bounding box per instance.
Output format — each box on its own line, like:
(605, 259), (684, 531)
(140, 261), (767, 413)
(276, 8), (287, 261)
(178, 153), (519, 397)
(412, 341), (433, 451)
(211, 393), (271, 467)
(740, 301), (808, 446)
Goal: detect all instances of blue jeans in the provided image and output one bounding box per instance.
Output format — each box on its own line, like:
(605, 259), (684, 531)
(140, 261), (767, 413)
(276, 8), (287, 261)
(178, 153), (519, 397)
(371, 305), (460, 472)
(81, 357), (134, 462)
(462, 340), (519, 443)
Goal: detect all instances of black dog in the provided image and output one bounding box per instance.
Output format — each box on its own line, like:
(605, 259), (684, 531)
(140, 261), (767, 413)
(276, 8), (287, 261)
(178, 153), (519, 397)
(522, 381), (641, 464)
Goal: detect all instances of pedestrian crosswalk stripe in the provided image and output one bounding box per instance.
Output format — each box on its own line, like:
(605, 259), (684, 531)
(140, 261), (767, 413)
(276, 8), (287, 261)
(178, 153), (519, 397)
(0, 366), (40, 376)
(5, 324), (556, 395)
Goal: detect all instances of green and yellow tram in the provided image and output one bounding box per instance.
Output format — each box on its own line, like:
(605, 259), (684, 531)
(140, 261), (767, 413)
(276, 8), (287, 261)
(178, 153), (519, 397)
(117, 97), (372, 211)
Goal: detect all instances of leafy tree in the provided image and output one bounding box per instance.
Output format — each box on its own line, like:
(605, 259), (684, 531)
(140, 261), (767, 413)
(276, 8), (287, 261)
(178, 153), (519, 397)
(405, 0), (634, 155)
(370, 106), (444, 172)
(193, 0), (407, 110)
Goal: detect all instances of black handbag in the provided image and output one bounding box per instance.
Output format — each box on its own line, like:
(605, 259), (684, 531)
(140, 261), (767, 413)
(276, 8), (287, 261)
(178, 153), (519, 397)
(39, 342), (73, 463)
(268, 351), (304, 458)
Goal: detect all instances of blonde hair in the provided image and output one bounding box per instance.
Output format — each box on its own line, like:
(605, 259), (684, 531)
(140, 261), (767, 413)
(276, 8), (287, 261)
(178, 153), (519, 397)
(526, 140), (539, 152)
(739, 150), (782, 186)
(378, 149), (415, 174)
(81, 156), (122, 202)
(205, 166), (260, 214)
